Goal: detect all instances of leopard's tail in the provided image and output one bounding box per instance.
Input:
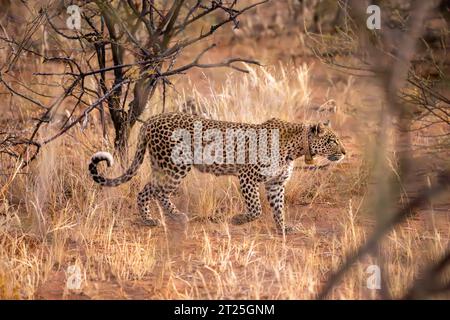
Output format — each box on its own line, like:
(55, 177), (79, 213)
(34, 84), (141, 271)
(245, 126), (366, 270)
(89, 125), (148, 187)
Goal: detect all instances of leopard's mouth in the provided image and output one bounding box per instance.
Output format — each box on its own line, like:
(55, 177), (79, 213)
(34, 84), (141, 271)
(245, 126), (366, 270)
(327, 154), (345, 162)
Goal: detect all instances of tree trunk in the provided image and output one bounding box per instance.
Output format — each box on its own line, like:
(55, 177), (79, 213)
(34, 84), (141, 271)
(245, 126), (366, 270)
(112, 77), (157, 163)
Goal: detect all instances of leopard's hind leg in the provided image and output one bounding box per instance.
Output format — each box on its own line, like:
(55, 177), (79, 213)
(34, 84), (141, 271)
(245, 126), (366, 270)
(138, 165), (191, 226)
(231, 170), (263, 226)
(137, 183), (161, 226)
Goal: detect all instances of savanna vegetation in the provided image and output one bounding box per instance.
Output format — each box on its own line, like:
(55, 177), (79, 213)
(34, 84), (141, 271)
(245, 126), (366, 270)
(0, 0), (449, 299)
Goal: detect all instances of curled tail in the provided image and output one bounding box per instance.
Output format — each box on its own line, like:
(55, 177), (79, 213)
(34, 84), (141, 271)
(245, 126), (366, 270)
(89, 125), (148, 187)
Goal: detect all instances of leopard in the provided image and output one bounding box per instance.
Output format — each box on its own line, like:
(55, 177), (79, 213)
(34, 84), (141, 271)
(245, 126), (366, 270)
(88, 112), (346, 234)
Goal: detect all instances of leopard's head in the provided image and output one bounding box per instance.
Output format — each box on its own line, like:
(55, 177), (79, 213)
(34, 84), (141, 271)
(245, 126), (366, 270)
(309, 121), (346, 162)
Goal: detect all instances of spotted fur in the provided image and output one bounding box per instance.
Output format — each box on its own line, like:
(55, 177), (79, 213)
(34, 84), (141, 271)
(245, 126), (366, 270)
(89, 112), (346, 234)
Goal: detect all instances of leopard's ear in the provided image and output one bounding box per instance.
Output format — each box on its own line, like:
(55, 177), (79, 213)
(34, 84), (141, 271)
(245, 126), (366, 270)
(323, 120), (331, 127)
(311, 123), (326, 136)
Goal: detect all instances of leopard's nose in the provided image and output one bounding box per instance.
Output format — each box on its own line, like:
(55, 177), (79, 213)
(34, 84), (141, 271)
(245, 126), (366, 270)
(341, 147), (346, 155)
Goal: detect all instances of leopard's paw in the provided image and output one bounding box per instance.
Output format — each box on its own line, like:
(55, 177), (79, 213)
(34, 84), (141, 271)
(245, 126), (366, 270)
(231, 214), (252, 225)
(166, 212), (189, 224)
(141, 218), (161, 227)
(277, 225), (296, 235)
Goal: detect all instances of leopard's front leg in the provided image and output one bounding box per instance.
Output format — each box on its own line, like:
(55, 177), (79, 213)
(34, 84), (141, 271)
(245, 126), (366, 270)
(265, 164), (295, 234)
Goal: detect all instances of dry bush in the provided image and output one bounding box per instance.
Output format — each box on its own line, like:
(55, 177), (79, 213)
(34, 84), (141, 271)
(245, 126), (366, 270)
(1, 61), (447, 299)
(0, 0), (449, 300)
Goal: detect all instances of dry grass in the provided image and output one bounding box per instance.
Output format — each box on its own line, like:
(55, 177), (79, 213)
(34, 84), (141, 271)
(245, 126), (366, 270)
(0, 62), (448, 300)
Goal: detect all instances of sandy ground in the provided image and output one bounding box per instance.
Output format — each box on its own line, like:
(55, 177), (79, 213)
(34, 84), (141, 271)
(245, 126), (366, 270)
(1, 2), (449, 299)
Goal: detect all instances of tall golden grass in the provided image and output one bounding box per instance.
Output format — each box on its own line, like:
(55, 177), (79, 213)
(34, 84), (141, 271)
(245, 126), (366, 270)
(0, 63), (448, 299)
